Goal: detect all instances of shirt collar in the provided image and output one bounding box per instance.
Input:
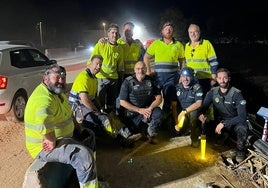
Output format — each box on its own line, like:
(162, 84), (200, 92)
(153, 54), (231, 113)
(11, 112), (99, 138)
(188, 38), (204, 46)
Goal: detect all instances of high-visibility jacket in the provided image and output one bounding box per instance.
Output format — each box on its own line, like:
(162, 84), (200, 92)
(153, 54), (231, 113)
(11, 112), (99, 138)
(146, 38), (184, 72)
(69, 69), (97, 105)
(25, 83), (74, 158)
(146, 38), (184, 85)
(117, 38), (143, 74)
(90, 42), (124, 79)
(185, 39), (219, 79)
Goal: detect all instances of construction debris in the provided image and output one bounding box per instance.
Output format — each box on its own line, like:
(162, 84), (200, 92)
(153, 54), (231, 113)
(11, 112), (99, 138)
(217, 148), (268, 188)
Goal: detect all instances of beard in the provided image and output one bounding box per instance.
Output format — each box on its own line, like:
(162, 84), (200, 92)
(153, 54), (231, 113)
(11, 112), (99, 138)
(136, 73), (145, 81)
(219, 82), (228, 89)
(163, 32), (173, 39)
(47, 80), (66, 94)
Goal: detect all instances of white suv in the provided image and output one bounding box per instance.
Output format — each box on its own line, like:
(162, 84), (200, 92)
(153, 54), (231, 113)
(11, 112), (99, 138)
(0, 42), (56, 122)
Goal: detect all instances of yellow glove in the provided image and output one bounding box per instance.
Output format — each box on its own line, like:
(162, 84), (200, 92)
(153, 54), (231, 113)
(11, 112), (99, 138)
(175, 111), (186, 131)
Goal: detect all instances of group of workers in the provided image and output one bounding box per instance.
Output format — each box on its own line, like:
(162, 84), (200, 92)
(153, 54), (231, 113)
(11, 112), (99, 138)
(24, 21), (249, 187)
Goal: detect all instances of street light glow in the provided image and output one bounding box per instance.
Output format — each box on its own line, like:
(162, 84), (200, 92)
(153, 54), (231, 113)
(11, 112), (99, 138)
(133, 24), (142, 38)
(102, 22), (106, 37)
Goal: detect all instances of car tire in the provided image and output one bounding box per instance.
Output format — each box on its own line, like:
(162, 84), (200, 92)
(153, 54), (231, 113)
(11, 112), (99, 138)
(5, 90), (27, 123)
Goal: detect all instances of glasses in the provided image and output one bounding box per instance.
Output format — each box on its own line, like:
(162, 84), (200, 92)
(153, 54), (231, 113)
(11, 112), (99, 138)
(191, 49), (195, 57)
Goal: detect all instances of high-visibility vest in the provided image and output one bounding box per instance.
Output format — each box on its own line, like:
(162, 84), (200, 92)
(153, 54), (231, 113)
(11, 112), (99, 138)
(69, 69), (97, 105)
(90, 42), (124, 79)
(25, 84), (74, 158)
(185, 39), (218, 79)
(118, 38), (142, 74)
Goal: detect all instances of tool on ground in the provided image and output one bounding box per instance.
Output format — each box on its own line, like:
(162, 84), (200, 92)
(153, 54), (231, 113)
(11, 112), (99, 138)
(200, 122), (206, 160)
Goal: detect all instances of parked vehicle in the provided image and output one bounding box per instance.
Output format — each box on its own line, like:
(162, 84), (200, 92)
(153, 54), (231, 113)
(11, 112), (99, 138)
(0, 41), (56, 122)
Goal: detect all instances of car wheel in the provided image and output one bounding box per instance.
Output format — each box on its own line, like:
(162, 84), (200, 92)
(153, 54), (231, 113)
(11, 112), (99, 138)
(5, 91), (27, 123)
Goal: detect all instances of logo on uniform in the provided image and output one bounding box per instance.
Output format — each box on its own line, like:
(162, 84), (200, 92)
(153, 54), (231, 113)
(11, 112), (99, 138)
(214, 97), (220, 103)
(146, 80), (152, 87)
(240, 100), (246, 105)
(177, 90), (181, 96)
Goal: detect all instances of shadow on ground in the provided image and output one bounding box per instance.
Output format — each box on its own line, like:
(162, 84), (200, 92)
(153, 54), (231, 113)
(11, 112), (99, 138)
(93, 128), (231, 188)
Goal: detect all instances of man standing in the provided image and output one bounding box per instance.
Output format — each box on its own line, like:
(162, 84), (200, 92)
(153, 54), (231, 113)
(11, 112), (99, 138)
(119, 61), (163, 144)
(117, 22), (144, 78)
(69, 55), (142, 145)
(24, 64), (98, 187)
(185, 23), (219, 95)
(144, 22), (185, 123)
(90, 23), (124, 113)
(175, 67), (203, 147)
(198, 68), (249, 162)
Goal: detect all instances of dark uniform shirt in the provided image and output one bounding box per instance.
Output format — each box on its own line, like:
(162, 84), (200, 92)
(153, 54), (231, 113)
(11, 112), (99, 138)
(119, 75), (161, 108)
(199, 86), (247, 129)
(176, 83), (203, 109)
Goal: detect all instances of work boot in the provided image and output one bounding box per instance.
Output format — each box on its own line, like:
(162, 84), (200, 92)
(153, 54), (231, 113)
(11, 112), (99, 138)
(147, 135), (159, 145)
(236, 150), (246, 163)
(116, 135), (133, 148)
(126, 133), (142, 143)
(191, 140), (200, 148)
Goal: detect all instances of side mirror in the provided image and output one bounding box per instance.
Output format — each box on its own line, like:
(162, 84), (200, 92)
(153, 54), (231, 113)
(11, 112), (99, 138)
(50, 59), (57, 64)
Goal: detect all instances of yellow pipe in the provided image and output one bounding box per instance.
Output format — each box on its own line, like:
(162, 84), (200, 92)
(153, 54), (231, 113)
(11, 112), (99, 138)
(200, 134), (206, 160)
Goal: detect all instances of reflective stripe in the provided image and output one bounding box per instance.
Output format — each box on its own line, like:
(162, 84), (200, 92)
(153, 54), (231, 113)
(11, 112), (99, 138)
(101, 64), (116, 69)
(154, 62), (179, 73)
(69, 91), (95, 104)
(155, 68), (178, 73)
(186, 58), (208, 63)
(25, 123), (46, 131)
(25, 117), (73, 130)
(210, 61), (219, 66)
(208, 55), (217, 61)
(193, 68), (211, 72)
(36, 108), (53, 116)
(25, 136), (43, 143)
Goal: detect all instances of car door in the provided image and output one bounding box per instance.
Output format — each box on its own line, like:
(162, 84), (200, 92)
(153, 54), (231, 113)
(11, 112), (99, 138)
(10, 48), (55, 98)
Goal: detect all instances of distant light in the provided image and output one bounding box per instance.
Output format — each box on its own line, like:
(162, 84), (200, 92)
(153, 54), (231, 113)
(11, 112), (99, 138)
(133, 24), (142, 39)
(87, 45), (94, 52)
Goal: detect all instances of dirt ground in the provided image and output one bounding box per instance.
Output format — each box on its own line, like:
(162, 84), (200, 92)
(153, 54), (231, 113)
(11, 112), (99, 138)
(0, 117), (256, 188)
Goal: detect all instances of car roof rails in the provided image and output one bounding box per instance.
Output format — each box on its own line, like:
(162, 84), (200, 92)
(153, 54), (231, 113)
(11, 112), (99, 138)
(0, 40), (35, 47)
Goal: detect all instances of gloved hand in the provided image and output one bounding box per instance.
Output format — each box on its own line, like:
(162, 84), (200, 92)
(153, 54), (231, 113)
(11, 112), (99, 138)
(174, 111), (186, 132)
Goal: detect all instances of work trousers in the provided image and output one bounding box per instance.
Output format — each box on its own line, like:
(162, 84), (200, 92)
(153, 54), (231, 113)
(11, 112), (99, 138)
(37, 138), (98, 185)
(229, 122), (249, 151)
(97, 78), (118, 113)
(124, 107), (163, 137)
(184, 110), (201, 142)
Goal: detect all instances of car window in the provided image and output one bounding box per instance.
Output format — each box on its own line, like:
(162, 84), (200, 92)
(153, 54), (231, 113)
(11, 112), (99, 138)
(10, 50), (30, 68)
(28, 49), (49, 63)
(10, 49), (51, 68)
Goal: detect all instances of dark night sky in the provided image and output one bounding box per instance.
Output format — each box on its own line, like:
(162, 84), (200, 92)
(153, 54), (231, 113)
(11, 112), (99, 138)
(1, 0), (266, 45)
